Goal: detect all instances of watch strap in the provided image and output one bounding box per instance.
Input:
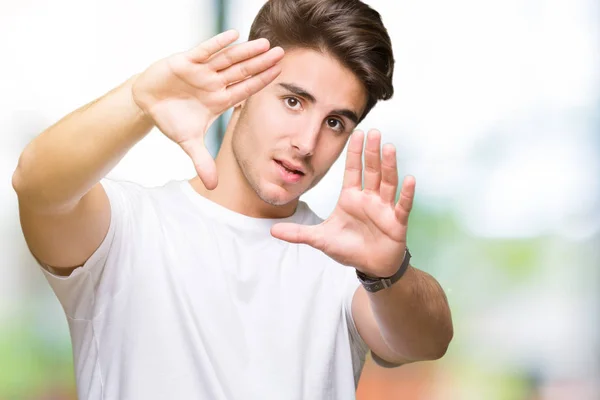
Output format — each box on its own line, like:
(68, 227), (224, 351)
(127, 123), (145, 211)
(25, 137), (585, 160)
(356, 247), (411, 293)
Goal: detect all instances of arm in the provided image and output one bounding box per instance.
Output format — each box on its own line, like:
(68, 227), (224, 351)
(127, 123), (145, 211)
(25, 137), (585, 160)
(352, 266), (453, 365)
(13, 30), (284, 273)
(12, 76), (153, 273)
(13, 75), (152, 212)
(271, 128), (453, 365)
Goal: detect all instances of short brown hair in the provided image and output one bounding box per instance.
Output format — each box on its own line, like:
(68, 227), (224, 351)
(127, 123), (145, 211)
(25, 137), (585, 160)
(249, 0), (394, 122)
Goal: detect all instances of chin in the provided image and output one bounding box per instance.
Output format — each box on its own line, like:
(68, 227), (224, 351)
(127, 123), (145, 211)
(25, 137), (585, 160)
(256, 181), (301, 207)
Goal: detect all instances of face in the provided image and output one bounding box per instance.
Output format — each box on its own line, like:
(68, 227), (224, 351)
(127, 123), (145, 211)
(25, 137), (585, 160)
(231, 48), (368, 207)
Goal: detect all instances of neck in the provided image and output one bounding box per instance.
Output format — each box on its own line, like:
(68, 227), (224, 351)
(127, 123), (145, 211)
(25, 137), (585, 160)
(189, 107), (299, 219)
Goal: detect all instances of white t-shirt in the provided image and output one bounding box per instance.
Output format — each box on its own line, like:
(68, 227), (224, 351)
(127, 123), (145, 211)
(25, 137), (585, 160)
(40, 178), (369, 400)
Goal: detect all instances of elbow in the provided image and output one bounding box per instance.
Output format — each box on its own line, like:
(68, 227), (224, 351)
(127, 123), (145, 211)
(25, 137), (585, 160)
(388, 324), (453, 363)
(406, 320), (453, 362)
(12, 149), (54, 208)
(12, 150), (39, 200)
(428, 322), (454, 360)
(431, 338), (451, 361)
(12, 170), (21, 194)
(12, 141), (39, 195)
(12, 157), (28, 196)
(427, 298), (454, 360)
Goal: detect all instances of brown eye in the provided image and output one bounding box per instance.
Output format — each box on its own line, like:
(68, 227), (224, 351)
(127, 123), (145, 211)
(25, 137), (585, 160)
(326, 118), (343, 132)
(285, 97), (301, 109)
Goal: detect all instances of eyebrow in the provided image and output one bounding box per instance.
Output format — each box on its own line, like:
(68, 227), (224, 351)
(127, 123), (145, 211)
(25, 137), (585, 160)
(277, 82), (360, 125)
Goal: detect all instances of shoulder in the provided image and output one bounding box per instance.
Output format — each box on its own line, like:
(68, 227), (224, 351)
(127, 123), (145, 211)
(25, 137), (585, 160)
(101, 178), (187, 207)
(97, 178), (195, 234)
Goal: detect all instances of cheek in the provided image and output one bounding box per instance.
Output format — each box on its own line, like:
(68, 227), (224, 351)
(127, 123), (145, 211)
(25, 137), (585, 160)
(235, 107), (268, 150)
(243, 98), (289, 145)
(314, 137), (347, 171)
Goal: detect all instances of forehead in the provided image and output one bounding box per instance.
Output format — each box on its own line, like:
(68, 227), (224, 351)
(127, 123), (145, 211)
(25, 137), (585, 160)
(272, 48), (367, 115)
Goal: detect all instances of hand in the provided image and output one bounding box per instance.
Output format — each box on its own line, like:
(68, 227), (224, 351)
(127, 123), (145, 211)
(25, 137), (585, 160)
(271, 129), (415, 277)
(132, 30), (284, 189)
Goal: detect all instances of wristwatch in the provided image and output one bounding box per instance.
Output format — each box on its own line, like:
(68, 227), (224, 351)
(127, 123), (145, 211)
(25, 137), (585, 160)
(356, 247), (411, 293)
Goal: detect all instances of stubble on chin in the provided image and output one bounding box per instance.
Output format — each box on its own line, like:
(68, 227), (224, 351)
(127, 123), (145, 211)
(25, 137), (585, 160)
(230, 117), (310, 207)
(242, 161), (295, 206)
(232, 140), (290, 207)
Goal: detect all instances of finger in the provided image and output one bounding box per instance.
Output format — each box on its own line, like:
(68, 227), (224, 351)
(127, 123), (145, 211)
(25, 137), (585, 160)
(208, 38), (272, 71)
(187, 30), (240, 63)
(380, 144), (398, 205)
(179, 139), (218, 190)
(342, 130), (364, 189)
(226, 64), (282, 106)
(363, 129), (382, 193)
(220, 46), (284, 85)
(394, 175), (416, 226)
(270, 223), (324, 249)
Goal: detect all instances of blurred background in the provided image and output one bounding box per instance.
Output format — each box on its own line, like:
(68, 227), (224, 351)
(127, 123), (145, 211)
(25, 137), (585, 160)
(1, 0), (599, 398)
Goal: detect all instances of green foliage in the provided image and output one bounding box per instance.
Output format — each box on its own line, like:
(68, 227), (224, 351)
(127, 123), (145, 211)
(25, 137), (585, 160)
(0, 320), (75, 399)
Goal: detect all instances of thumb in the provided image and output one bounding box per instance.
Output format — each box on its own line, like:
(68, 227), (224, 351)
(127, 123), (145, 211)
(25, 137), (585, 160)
(180, 139), (218, 190)
(271, 223), (323, 249)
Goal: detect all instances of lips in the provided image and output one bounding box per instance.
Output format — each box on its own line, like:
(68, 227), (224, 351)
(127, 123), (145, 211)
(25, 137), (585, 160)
(274, 159), (305, 184)
(275, 159), (305, 175)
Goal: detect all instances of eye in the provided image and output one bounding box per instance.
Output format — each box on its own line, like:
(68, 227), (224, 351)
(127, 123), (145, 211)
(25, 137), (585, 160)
(326, 118), (344, 133)
(284, 97), (302, 110)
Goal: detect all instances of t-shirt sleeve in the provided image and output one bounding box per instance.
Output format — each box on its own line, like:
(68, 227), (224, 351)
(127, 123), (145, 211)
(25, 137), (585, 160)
(342, 267), (369, 387)
(39, 178), (139, 321)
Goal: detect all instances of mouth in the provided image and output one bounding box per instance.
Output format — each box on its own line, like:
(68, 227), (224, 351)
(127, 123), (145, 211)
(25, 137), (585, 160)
(274, 159), (305, 184)
(274, 159), (305, 176)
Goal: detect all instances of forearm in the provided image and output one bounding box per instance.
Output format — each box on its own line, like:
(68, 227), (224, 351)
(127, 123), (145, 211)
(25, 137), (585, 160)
(367, 265), (453, 361)
(12, 75), (153, 210)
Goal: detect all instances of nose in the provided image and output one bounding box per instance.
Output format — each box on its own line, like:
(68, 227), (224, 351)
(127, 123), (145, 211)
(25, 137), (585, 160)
(291, 117), (321, 157)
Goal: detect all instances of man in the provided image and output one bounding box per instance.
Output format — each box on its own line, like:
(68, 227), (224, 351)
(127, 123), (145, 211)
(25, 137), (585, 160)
(12, 0), (453, 398)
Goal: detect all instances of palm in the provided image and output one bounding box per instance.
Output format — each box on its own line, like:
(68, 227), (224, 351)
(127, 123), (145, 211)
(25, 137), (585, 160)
(319, 187), (407, 273)
(143, 86), (211, 145)
(132, 30), (284, 189)
(271, 130), (415, 277)
(140, 58), (233, 143)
